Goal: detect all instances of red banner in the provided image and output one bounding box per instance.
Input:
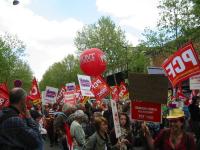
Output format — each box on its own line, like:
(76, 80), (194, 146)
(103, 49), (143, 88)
(91, 76), (110, 101)
(131, 101), (162, 123)
(56, 86), (66, 104)
(162, 43), (200, 87)
(119, 82), (129, 100)
(111, 86), (119, 101)
(63, 91), (76, 105)
(28, 77), (41, 105)
(0, 83), (9, 109)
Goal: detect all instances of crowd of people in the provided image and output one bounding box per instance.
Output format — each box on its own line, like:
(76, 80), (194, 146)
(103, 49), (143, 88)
(0, 87), (200, 150)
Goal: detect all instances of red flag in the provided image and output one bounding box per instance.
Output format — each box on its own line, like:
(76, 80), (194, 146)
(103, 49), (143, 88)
(28, 77), (41, 105)
(119, 82), (129, 100)
(162, 43), (200, 87)
(0, 83), (9, 109)
(56, 86), (66, 104)
(176, 84), (187, 100)
(64, 123), (73, 150)
(111, 86), (119, 101)
(91, 76), (110, 101)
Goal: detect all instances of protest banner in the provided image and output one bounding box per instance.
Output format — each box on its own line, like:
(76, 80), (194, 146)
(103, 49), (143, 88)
(119, 82), (129, 100)
(162, 43), (200, 87)
(66, 82), (76, 92)
(28, 78), (41, 105)
(0, 83), (9, 109)
(45, 86), (58, 104)
(131, 101), (162, 123)
(56, 86), (66, 104)
(63, 91), (76, 105)
(91, 76), (110, 101)
(190, 74), (200, 90)
(128, 74), (168, 104)
(78, 74), (94, 97)
(111, 86), (119, 101)
(111, 100), (121, 138)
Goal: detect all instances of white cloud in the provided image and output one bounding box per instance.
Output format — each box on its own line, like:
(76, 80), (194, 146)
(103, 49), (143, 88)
(0, 0), (83, 80)
(96, 0), (160, 44)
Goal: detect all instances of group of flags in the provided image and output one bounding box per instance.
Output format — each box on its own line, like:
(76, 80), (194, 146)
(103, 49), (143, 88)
(0, 76), (129, 109)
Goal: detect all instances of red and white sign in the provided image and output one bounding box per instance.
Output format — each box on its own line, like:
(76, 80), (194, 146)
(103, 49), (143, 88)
(131, 101), (162, 123)
(56, 86), (66, 104)
(111, 100), (121, 138)
(119, 82), (129, 100)
(91, 76), (110, 101)
(162, 43), (200, 87)
(111, 86), (119, 101)
(0, 83), (9, 109)
(63, 91), (76, 105)
(190, 74), (200, 90)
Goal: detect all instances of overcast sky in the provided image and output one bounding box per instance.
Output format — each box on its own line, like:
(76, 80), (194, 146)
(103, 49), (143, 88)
(0, 0), (160, 80)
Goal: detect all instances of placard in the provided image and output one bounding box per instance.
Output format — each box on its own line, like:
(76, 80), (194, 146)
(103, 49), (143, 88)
(78, 75), (94, 97)
(45, 86), (58, 104)
(162, 43), (200, 87)
(190, 74), (200, 90)
(128, 74), (168, 104)
(131, 101), (162, 123)
(111, 100), (121, 138)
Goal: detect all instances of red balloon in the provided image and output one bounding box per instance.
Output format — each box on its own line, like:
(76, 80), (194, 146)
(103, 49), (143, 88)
(80, 48), (107, 76)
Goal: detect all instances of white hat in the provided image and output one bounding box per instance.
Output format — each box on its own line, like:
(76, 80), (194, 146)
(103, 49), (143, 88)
(74, 110), (85, 118)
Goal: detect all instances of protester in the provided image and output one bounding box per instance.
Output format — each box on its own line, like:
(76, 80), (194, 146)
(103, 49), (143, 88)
(103, 102), (114, 132)
(144, 108), (196, 150)
(54, 103), (75, 150)
(85, 111), (102, 139)
(110, 112), (132, 150)
(189, 96), (200, 142)
(0, 88), (43, 150)
(84, 116), (125, 150)
(70, 110), (86, 150)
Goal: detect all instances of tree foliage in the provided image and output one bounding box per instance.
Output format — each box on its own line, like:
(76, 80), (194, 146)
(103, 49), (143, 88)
(74, 16), (128, 73)
(0, 33), (33, 90)
(39, 54), (81, 91)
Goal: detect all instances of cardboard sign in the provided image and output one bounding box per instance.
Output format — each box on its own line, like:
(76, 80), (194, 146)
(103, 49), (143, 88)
(91, 76), (110, 101)
(111, 100), (121, 138)
(128, 74), (168, 104)
(162, 43), (200, 87)
(63, 91), (76, 105)
(45, 86), (58, 104)
(111, 86), (119, 101)
(190, 74), (200, 90)
(66, 83), (76, 92)
(78, 75), (94, 97)
(131, 101), (162, 123)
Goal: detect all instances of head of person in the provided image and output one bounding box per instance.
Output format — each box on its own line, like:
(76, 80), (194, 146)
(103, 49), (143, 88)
(30, 110), (42, 123)
(192, 96), (200, 106)
(62, 103), (76, 116)
(9, 88), (27, 112)
(167, 108), (185, 133)
(94, 116), (108, 134)
(119, 112), (130, 129)
(74, 109), (85, 122)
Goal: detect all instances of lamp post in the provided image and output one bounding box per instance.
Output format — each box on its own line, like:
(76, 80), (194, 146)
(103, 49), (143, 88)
(13, 0), (20, 5)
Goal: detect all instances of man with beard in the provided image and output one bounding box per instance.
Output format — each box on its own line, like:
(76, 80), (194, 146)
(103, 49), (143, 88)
(143, 108), (196, 150)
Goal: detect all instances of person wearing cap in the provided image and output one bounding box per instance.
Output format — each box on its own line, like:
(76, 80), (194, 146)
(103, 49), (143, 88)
(70, 110), (86, 150)
(143, 108), (196, 150)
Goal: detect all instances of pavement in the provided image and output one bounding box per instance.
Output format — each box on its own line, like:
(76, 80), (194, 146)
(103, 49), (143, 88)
(44, 139), (60, 150)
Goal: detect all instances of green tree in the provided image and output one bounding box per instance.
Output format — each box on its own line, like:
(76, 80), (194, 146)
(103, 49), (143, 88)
(39, 55), (81, 91)
(158, 0), (194, 40)
(0, 33), (33, 90)
(74, 16), (128, 73)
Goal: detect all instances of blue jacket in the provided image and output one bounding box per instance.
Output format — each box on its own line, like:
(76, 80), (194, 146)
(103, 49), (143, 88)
(0, 106), (43, 150)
